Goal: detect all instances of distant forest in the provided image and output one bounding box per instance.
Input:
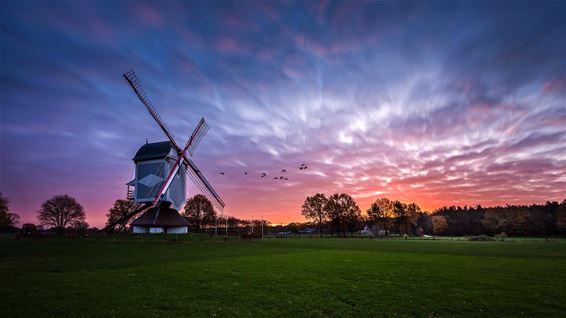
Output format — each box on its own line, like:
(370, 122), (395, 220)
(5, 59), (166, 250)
(298, 194), (566, 237)
(426, 202), (566, 236)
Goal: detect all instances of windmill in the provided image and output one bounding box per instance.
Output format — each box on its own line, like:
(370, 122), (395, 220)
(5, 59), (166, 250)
(101, 70), (225, 234)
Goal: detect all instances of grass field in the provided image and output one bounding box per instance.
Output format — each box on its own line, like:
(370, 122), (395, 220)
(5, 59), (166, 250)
(2, 236), (566, 317)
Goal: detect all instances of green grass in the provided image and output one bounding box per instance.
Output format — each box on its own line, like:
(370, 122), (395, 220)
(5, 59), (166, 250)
(1, 236), (565, 317)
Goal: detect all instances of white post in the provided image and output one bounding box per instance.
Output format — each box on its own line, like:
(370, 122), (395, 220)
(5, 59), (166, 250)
(251, 215), (254, 234)
(225, 217), (228, 237)
(215, 217), (218, 236)
(261, 216), (264, 239)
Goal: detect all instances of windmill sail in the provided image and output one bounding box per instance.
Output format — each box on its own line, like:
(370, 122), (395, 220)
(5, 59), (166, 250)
(150, 118), (209, 208)
(187, 118), (209, 156)
(185, 158), (225, 212)
(123, 70), (180, 149)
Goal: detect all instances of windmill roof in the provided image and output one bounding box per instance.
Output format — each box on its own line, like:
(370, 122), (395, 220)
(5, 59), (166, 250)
(132, 141), (175, 162)
(131, 205), (190, 227)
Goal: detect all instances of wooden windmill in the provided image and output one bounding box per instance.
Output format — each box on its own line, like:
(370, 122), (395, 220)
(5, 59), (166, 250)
(101, 70), (224, 233)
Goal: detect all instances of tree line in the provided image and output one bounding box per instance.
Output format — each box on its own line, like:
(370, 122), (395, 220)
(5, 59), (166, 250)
(301, 193), (566, 237)
(106, 194), (269, 234)
(0, 191), (267, 235)
(431, 202), (566, 236)
(0, 192), (88, 233)
(2, 191), (565, 237)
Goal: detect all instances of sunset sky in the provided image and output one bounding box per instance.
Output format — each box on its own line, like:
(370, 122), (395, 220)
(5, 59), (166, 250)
(1, 1), (565, 227)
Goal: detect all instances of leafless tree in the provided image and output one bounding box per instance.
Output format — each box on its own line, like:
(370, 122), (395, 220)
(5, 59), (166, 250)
(0, 192), (19, 227)
(38, 195), (86, 232)
(105, 199), (133, 232)
(183, 194), (216, 233)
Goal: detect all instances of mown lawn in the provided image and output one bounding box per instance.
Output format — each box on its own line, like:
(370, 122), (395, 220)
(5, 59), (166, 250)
(1, 236), (565, 317)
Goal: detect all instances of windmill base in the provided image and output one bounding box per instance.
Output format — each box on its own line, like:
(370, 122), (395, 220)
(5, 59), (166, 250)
(130, 203), (190, 234)
(132, 226), (188, 234)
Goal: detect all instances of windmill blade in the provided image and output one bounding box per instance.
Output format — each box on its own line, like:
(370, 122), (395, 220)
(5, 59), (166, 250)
(99, 202), (152, 233)
(187, 117), (209, 156)
(152, 160), (182, 207)
(184, 158), (225, 212)
(123, 70), (181, 150)
(151, 118), (208, 206)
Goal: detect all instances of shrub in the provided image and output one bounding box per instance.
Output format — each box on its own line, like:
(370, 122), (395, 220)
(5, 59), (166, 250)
(468, 235), (495, 241)
(495, 232), (507, 241)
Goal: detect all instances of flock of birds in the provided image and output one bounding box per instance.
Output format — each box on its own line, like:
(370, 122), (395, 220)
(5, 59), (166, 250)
(219, 163), (308, 181)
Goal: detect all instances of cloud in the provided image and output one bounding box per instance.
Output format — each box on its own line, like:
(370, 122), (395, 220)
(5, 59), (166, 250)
(1, 1), (564, 226)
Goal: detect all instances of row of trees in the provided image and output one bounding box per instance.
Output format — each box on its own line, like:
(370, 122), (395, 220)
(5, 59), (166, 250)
(2, 191), (264, 235)
(105, 194), (219, 233)
(0, 192), (88, 233)
(105, 194), (270, 234)
(431, 202), (566, 236)
(3, 191), (566, 237)
(301, 193), (363, 237)
(301, 194), (427, 237)
(301, 194), (566, 236)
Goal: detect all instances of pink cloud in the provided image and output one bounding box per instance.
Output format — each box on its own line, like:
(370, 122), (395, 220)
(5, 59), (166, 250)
(133, 3), (163, 26)
(215, 36), (246, 54)
(543, 76), (566, 93)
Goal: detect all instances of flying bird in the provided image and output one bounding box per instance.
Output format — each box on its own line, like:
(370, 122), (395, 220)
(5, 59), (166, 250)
(220, 172), (225, 175)
(281, 169), (286, 173)
(261, 172), (267, 178)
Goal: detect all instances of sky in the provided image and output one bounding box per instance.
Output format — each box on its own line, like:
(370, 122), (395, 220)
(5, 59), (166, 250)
(1, 1), (565, 227)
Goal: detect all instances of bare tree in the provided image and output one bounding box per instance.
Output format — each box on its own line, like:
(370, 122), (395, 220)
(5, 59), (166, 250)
(183, 194), (216, 233)
(301, 193), (328, 237)
(325, 193), (361, 237)
(105, 199), (133, 232)
(38, 195), (86, 232)
(0, 192), (19, 228)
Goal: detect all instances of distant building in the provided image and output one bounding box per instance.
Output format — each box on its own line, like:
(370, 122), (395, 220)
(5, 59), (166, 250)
(360, 225), (373, 236)
(298, 228), (316, 234)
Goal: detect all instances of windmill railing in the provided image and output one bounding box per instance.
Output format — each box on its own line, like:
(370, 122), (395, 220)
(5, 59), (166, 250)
(127, 186), (134, 200)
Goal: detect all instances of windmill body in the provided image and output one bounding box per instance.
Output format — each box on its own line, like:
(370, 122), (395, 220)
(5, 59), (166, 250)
(132, 141), (187, 211)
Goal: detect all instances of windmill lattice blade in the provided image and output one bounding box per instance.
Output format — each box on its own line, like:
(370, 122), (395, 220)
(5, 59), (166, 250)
(150, 118), (209, 207)
(185, 158), (225, 212)
(99, 202), (152, 233)
(123, 70), (180, 150)
(187, 118), (209, 156)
